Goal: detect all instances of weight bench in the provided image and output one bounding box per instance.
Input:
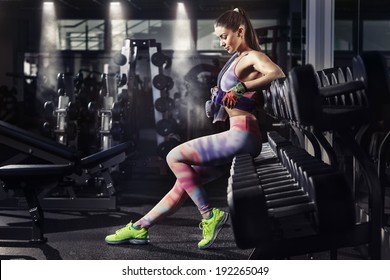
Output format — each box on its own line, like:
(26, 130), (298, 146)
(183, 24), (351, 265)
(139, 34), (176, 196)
(38, 141), (131, 210)
(0, 120), (132, 210)
(0, 164), (74, 242)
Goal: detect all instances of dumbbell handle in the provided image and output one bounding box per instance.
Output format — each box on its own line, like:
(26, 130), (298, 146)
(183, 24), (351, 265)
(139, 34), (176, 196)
(268, 201), (315, 218)
(256, 165), (286, 175)
(228, 177), (259, 189)
(261, 178), (296, 189)
(266, 193), (310, 208)
(260, 174), (292, 184)
(265, 188), (305, 200)
(231, 164), (285, 177)
(319, 80), (365, 98)
(263, 182), (300, 195)
(260, 170), (290, 180)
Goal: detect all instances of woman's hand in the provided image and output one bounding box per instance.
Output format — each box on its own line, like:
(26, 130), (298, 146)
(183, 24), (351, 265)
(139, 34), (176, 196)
(222, 82), (246, 109)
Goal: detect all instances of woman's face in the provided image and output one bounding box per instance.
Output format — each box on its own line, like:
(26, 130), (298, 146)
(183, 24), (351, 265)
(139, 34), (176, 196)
(214, 26), (240, 54)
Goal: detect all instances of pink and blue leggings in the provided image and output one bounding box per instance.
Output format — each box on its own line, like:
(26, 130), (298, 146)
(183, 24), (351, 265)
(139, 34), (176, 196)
(134, 115), (262, 229)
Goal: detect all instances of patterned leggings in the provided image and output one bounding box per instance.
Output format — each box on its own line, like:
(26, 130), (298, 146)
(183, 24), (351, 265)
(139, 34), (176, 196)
(134, 114), (262, 229)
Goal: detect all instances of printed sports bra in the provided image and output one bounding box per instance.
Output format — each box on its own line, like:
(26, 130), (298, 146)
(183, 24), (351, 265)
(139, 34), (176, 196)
(213, 52), (257, 113)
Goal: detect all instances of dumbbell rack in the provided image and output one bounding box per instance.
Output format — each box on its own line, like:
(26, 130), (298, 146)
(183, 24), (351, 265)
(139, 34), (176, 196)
(43, 73), (78, 147)
(119, 39), (178, 173)
(258, 52), (390, 259)
(99, 95), (114, 150)
(148, 42), (180, 161)
(229, 144), (319, 242)
(54, 94), (71, 145)
(228, 131), (380, 259)
(98, 73), (119, 150)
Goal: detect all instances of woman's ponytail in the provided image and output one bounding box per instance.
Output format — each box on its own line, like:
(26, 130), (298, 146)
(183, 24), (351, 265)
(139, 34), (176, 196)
(238, 8), (261, 51)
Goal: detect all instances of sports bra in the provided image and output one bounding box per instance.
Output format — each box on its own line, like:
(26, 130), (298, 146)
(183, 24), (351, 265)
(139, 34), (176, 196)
(213, 52), (257, 113)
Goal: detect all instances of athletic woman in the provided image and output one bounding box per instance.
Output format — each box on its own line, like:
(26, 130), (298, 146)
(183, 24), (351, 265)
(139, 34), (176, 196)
(105, 7), (285, 249)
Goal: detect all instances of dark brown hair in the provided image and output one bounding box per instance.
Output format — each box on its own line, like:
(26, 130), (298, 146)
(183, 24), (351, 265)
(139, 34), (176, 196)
(214, 8), (261, 51)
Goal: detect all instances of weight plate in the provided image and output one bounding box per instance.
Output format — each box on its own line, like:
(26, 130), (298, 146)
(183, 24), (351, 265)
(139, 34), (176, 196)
(155, 118), (177, 136)
(152, 74), (169, 90)
(151, 52), (167, 67)
(154, 97), (174, 113)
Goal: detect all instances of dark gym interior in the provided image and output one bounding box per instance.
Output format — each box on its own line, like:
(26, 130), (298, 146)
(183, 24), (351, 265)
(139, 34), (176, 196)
(0, 0), (390, 260)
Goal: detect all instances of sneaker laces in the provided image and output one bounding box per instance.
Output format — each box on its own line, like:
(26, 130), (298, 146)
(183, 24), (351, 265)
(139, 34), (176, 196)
(115, 222), (133, 235)
(199, 220), (211, 237)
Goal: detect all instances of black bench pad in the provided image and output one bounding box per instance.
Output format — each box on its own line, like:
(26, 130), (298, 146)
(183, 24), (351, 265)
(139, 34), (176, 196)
(0, 164), (74, 177)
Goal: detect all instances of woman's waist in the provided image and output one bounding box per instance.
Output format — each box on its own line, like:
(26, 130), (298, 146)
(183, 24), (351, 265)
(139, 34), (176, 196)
(226, 108), (256, 119)
(228, 113), (260, 135)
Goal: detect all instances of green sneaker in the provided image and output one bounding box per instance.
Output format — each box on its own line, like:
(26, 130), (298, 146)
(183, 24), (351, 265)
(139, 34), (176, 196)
(198, 208), (229, 249)
(105, 222), (149, 245)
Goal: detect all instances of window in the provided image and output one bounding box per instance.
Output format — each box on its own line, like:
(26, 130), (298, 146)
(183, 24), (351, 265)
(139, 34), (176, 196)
(111, 20), (192, 51)
(58, 20), (105, 51)
(363, 20), (390, 51)
(334, 20), (353, 51)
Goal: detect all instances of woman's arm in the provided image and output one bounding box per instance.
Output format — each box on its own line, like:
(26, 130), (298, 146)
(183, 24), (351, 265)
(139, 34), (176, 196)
(242, 51), (285, 91)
